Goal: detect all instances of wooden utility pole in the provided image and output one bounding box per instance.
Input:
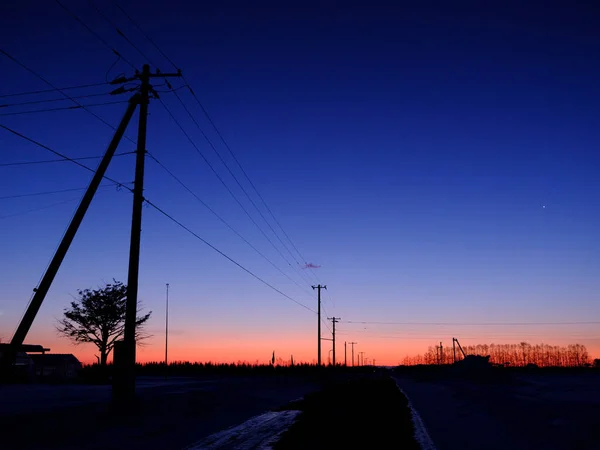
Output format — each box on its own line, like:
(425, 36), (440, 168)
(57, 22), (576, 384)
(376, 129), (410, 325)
(328, 317), (340, 366)
(359, 351), (365, 366)
(312, 284), (326, 366)
(115, 64), (181, 405)
(1, 95), (138, 379)
(344, 341), (347, 366)
(349, 342), (357, 367)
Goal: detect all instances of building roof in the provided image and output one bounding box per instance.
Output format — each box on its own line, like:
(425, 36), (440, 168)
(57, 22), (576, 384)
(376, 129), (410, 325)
(0, 343), (50, 353)
(29, 354), (81, 365)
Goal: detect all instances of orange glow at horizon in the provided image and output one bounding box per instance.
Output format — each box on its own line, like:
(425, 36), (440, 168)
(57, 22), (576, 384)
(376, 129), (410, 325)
(25, 329), (600, 367)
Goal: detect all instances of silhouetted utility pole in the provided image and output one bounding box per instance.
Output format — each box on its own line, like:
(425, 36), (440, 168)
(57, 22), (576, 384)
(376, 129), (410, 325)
(165, 283), (169, 379)
(344, 341), (347, 366)
(349, 342), (357, 367)
(1, 92), (138, 378)
(439, 341), (443, 365)
(115, 64), (181, 406)
(453, 338), (456, 363)
(0, 64), (181, 386)
(328, 317), (340, 366)
(312, 284), (326, 366)
(359, 351), (365, 366)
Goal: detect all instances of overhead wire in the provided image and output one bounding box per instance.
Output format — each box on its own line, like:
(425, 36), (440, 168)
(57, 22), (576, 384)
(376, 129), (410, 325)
(0, 151), (135, 167)
(0, 99), (130, 116)
(144, 199), (316, 313)
(0, 82), (110, 98)
(0, 123), (132, 191)
(111, 2), (321, 285)
(0, 183), (127, 200)
(183, 86), (318, 274)
(0, 49), (137, 145)
(171, 90), (316, 288)
(342, 320), (600, 326)
(0, 91), (114, 108)
(158, 97), (310, 288)
(0, 197), (83, 220)
(2, 121), (314, 314)
(147, 152), (314, 299)
(94, 5), (321, 300)
(170, 89), (315, 287)
(113, 1), (179, 70)
(87, 0), (158, 68)
(54, 0), (135, 69)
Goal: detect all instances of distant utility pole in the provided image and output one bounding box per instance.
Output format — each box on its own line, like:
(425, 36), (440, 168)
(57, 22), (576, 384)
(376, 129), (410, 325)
(439, 341), (443, 365)
(344, 341), (347, 366)
(312, 284), (326, 366)
(349, 342), (357, 367)
(328, 317), (341, 366)
(359, 352), (365, 366)
(165, 283), (169, 379)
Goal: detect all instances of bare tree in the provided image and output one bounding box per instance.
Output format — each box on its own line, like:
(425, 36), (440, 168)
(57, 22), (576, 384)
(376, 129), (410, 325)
(56, 280), (152, 366)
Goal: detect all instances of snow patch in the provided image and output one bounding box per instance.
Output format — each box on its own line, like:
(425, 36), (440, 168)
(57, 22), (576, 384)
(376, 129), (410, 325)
(393, 378), (436, 450)
(185, 410), (300, 450)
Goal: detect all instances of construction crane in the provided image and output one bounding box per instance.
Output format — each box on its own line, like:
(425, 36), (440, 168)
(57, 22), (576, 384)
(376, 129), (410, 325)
(452, 337), (467, 363)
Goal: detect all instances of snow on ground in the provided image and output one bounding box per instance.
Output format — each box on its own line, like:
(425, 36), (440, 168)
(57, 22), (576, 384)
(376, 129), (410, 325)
(185, 410), (300, 450)
(393, 378), (436, 450)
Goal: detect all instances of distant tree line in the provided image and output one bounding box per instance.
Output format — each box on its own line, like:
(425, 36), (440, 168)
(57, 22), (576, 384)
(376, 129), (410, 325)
(402, 342), (591, 367)
(77, 360), (375, 382)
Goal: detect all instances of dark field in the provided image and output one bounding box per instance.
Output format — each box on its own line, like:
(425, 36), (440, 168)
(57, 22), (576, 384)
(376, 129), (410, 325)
(0, 374), (319, 450)
(394, 367), (600, 450)
(274, 374), (420, 450)
(2, 367), (599, 450)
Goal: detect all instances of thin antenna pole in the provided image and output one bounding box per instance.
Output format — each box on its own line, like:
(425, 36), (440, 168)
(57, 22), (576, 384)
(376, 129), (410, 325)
(165, 283), (169, 378)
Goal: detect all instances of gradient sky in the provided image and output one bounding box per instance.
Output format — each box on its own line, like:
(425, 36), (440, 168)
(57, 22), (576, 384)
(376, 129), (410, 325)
(1, 1), (599, 365)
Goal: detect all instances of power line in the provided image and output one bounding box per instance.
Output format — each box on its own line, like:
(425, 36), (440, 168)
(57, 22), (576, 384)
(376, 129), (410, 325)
(144, 198), (316, 313)
(0, 183), (127, 200)
(54, 0), (135, 69)
(0, 151), (135, 167)
(343, 320), (600, 326)
(111, 3), (319, 282)
(0, 123), (132, 192)
(0, 99), (129, 116)
(113, 1), (179, 70)
(147, 152), (314, 299)
(0, 49), (137, 145)
(0, 197), (82, 220)
(184, 86), (313, 267)
(0, 91), (113, 108)
(171, 89), (313, 287)
(158, 98), (308, 286)
(88, 0), (158, 67)
(0, 82), (109, 99)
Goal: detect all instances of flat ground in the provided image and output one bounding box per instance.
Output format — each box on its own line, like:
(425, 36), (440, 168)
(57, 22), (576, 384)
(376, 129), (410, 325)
(0, 375), (319, 450)
(394, 370), (600, 450)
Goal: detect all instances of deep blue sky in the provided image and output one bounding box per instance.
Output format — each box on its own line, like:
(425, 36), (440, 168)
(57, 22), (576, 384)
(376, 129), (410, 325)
(1, 1), (599, 363)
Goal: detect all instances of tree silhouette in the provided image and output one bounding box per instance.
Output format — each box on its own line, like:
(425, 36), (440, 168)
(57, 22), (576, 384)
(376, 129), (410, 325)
(403, 342), (591, 367)
(56, 280), (152, 366)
